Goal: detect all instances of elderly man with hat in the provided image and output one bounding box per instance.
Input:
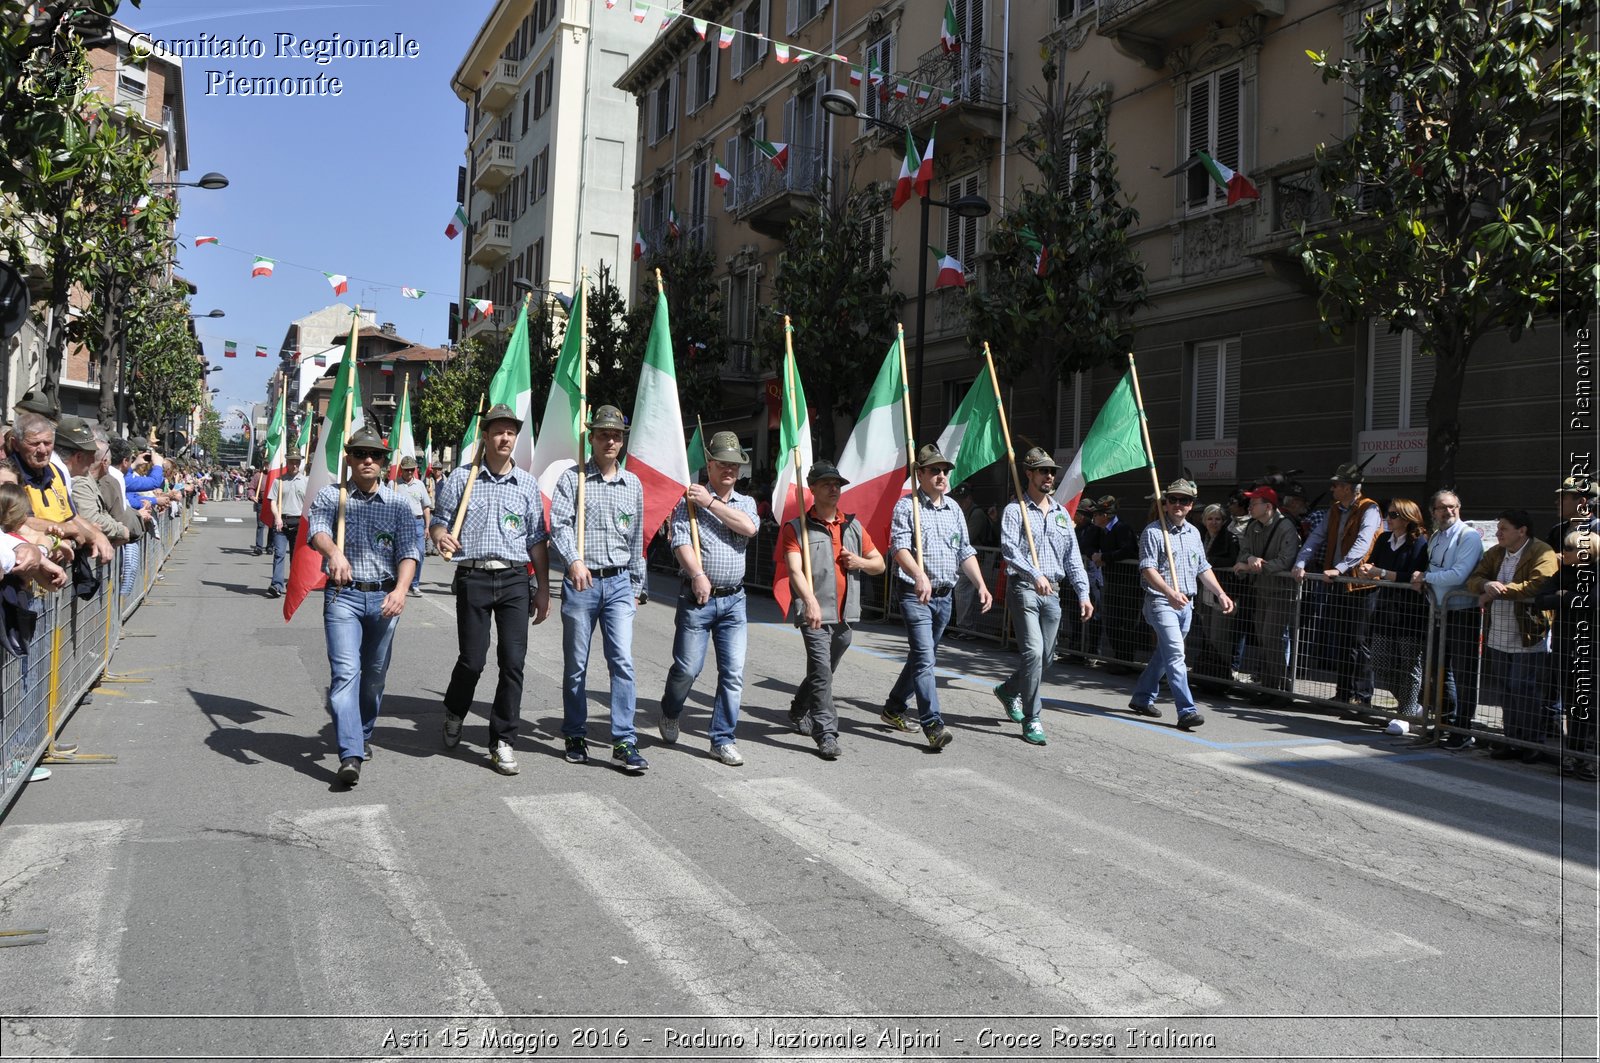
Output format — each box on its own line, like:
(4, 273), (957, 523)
(992, 448), (1092, 745)
(1232, 485), (1302, 705)
(883, 443), (992, 749)
(550, 404), (649, 772)
(304, 423), (421, 786)
(1293, 460), (1381, 706)
(391, 455), (432, 596)
(779, 459), (886, 759)
(11, 388), (70, 489)
(1548, 475), (1600, 551)
(431, 403), (552, 776)
(267, 450), (308, 599)
(7, 411), (113, 566)
(1127, 477), (1235, 728)
(656, 431), (760, 765)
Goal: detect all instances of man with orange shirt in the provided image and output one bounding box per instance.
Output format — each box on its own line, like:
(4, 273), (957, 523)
(780, 460), (886, 760)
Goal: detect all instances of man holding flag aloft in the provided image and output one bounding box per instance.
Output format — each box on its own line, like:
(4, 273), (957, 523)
(884, 443), (992, 748)
(993, 448), (1093, 746)
(657, 431), (759, 766)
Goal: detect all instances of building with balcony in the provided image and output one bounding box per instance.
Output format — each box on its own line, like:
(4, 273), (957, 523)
(615, 0), (1573, 516)
(450, 0), (656, 344)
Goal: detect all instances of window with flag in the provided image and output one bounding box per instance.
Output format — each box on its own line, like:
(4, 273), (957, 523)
(1366, 321), (1433, 430)
(950, 0), (983, 52)
(861, 34), (893, 128)
(689, 40), (719, 114)
(787, 0), (828, 33)
(1183, 64), (1244, 212)
(724, 115), (765, 211)
(731, 1), (769, 78)
(1055, 371), (1086, 452)
(650, 74), (676, 145)
(1189, 338), (1240, 441)
(944, 171), (984, 277)
(689, 158), (709, 245)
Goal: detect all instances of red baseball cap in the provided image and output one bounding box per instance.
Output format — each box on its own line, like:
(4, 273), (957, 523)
(1242, 486), (1279, 506)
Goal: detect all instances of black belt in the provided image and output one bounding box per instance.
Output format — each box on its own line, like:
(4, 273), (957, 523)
(706, 584), (743, 597)
(343, 579), (397, 593)
(929, 585), (954, 598)
(590, 566), (625, 579)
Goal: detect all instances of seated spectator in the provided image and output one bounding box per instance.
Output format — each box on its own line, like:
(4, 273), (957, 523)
(1467, 509), (1559, 762)
(1535, 529), (1598, 780)
(1354, 497), (1431, 723)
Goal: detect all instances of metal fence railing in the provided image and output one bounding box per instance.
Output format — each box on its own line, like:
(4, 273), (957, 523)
(0, 502), (193, 819)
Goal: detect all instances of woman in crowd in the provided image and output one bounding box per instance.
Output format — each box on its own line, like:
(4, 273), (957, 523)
(1189, 502), (1241, 689)
(1355, 498), (1431, 721)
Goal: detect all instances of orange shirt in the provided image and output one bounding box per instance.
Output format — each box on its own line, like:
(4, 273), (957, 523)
(777, 509), (877, 621)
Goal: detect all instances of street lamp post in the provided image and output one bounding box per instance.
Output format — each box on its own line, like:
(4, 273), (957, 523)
(819, 89), (989, 436)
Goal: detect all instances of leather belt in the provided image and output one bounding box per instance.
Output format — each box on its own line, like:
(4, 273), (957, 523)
(458, 558), (514, 571)
(706, 584), (743, 598)
(590, 566), (625, 579)
(929, 585), (954, 598)
(343, 579), (397, 593)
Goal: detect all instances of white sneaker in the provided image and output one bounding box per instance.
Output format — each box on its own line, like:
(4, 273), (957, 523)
(491, 741), (520, 775)
(713, 743), (744, 766)
(659, 714), (680, 744)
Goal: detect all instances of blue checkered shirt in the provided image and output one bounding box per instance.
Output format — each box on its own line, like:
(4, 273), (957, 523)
(890, 490), (975, 589)
(670, 491), (755, 589)
(429, 464), (547, 562)
(1002, 496), (1090, 602)
(550, 461), (646, 595)
(1138, 519), (1210, 599)
(306, 482), (421, 583)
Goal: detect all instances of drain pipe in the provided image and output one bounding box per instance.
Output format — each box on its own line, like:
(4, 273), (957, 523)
(997, 0), (1011, 211)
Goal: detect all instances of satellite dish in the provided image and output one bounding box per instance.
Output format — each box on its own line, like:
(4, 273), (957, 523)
(0, 261), (29, 344)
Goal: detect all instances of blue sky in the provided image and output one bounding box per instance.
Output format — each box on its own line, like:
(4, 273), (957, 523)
(128, 0), (491, 428)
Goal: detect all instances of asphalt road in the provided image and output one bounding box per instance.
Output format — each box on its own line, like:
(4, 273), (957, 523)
(1, 499), (1595, 1062)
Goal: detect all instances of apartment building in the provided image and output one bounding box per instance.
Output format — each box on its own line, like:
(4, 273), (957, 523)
(451, 0), (657, 344)
(620, 0), (1567, 513)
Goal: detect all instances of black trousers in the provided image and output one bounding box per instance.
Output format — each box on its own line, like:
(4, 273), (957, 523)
(1325, 588), (1376, 702)
(443, 568), (531, 747)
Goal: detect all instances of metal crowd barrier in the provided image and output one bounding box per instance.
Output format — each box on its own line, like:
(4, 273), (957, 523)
(0, 501), (194, 819)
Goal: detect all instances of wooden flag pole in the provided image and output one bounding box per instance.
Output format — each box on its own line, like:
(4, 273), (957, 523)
(895, 323), (923, 569)
(687, 411), (704, 565)
(333, 307), (360, 553)
(575, 268), (590, 560)
(1126, 351), (1178, 589)
(441, 391), (488, 560)
(784, 316), (813, 596)
(983, 342), (1041, 574)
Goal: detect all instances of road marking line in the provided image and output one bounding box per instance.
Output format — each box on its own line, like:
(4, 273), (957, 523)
(222, 518), (243, 523)
(919, 766), (1438, 963)
(712, 776), (1225, 1014)
(504, 792), (860, 1014)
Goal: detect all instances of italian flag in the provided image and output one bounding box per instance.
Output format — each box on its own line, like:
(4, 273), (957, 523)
(467, 298), (493, 321)
(755, 139), (788, 171)
(1018, 227), (1048, 276)
(930, 245), (966, 289)
(837, 335), (910, 550)
(1196, 150), (1260, 204)
(632, 231), (646, 261)
(892, 129), (920, 211)
(445, 204), (467, 239)
(194, 235), (218, 247)
(251, 256), (274, 278)
(401, 287), (425, 299)
(667, 207), (681, 238)
(224, 341), (237, 358)
(626, 284), (691, 543)
(718, 25), (734, 47)
(712, 158), (731, 187)
(422, 427), (433, 481)
(458, 405), (481, 467)
(485, 298), (536, 474)
(324, 272), (349, 296)
(769, 332), (813, 615)
(531, 277), (587, 511)
(296, 403), (313, 455)
(255, 345), (268, 358)
(256, 390), (287, 527)
(284, 312), (365, 622)
(936, 374), (1005, 489)
(1055, 371), (1148, 517)
(387, 373), (417, 481)
(774, 42), (790, 63)
(914, 124), (936, 198)
(849, 66), (863, 86)
(940, 0), (961, 53)
(693, 17), (707, 38)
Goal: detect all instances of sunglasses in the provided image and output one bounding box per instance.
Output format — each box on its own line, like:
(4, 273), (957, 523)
(1164, 495), (1194, 505)
(348, 449), (386, 462)
(1386, 511), (1406, 519)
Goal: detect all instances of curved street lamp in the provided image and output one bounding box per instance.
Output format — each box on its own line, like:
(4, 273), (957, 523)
(188, 309), (225, 319)
(151, 172), (229, 191)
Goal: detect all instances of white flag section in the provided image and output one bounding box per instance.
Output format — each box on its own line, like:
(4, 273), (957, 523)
(836, 338), (909, 548)
(486, 301), (536, 473)
(627, 285), (691, 539)
(770, 342), (812, 526)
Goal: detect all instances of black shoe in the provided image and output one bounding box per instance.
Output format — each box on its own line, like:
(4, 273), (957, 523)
(1441, 733), (1475, 750)
(1577, 761), (1599, 783)
(788, 706), (814, 737)
(337, 757), (361, 784)
(1488, 746), (1521, 760)
(252, 547), (263, 556)
(564, 736), (589, 764)
(364, 744), (373, 760)
(923, 721), (953, 750)
(1177, 712), (1206, 731)
(1128, 700), (1162, 719)
(266, 586), (282, 598)
(817, 735), (841, 759)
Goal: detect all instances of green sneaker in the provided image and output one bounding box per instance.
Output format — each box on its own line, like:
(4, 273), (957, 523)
(993, 683), (1024, 723)
(1022, 718), (1047, 746)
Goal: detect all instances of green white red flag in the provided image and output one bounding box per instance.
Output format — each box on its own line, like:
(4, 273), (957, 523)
(626, 283), (691, 541)
(930, 245), (967, 288)
(755, 139), (788, 170)
(893, 129), (919, 211)
(251, 256), (274, 278)
(257, 389), (287, 526)
(387, 374), (417, 481)
(224, 341), (237, 358)
(935, 374), (1005, 489)
(531, 277), (588, 508)
(712, 159), (731, 187)
(1055, 371), (1148, 516)
(323, 272), (349, 296)
(940, 0), (961, 52)
(769, 333), (814, 615)
(914, 124), (936, 198)
(486, 298), (536, 473)
(1196, 150), (1260, 204)
(194, 236), (218, 246)
(836, 335), (910, 549)
(445, 204), (468, 239)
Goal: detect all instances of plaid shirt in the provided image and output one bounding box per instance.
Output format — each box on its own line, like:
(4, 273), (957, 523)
(306, 482), (420, 583)
(550, 460), (645, 595)
(891, 490), (975, 589)
(670, 491), (755, 589)
(1138, 519), (1211, 599)
(1002, 495), (1090, 602)
(429, 464), (546, 562)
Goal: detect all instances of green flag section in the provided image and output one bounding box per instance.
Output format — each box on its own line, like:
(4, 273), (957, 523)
(626, 284), (690, 540)
(488, 300), (535, 472)
(770, 334), (812, 526)
(256, 390), (287, 526)
(1055, 370), (1148, 515)
(836, 336), (909, 549)
(531, 277), (587, 506)
(686, 423), (706, 480)
(935, 375), (1005, 489)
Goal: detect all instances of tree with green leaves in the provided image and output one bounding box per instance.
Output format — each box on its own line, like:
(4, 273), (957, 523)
(196, 406), (221, 462)
(762, 182), (902, 458)
(125, 281), (201, 436)
(636, 241), (728, 423)
(417, 333), (500, 453)
(1300, 0), (1597, 491)
(966, 79), (1148, 423)
(582, 262), (648, 416)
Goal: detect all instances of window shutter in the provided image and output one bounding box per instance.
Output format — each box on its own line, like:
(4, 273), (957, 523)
(719, 276), (733, 336)
(1221, 337), (1240, 436)
(1214, 67), (1242, 177)
(708, 41), (719, 103)
(783, 96), (796, 146)
(1367, 321), (1405, 431)
(1407, 346), (1433, 429)
(724, 135), (740, 210)
(757, 0), (769, 57)
(786, 0), (799, 35)
(1186, 77), (1211, 209)
(1192, 341), (1220, 439)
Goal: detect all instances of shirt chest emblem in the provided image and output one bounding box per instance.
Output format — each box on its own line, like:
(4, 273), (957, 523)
(617, 510), (634, 531)
(373, 530), (395, 551)
(501, 512), (524, 532)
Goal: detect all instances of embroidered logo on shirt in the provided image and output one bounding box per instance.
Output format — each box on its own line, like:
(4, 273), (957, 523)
(1053, 512), (1069, 531)
(617, 511), (634, 531)
(948, 531), (961, 549)
(374, 530), (395, 550)
(502, 512), (523, 532)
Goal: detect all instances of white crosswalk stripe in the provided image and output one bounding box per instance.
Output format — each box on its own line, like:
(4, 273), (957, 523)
(708, 775), (1225, 1015)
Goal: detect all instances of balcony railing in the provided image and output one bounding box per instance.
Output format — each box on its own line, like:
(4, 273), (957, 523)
(479, 59), (521, 114)
(876, 43), (1006, 137)
(1245, 156), (1336, 267)
(473, 138), (516, 192)
(469, 220), (512, 267)
(640, 214), (718, 256)
(1098, 0), (1285, 68)
(733, 143), (826, 212)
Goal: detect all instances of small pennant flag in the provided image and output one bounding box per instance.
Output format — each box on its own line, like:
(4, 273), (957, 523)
(868, 61), (884, 86)
(468, 298), (494, 320)
(941, 0), (961, 53)
(849, 66), (862, 86)
(658, 10), (675, 30)
(930, 245), (967, 289)
(667, 207), (681, 238)
(712, 158), (731, 188)
(940, 93), (953, 110)
(401, 287), (425, 299)
(255, 345), (268, 358)
(774, 42), (791, 63)
(445, 204), (468, 239)
(193, 235), (218, 247)
(632, 1), (646, 22)
(755, 139), (788, 170)
(916, 85), (932, 105)
(892, 129), (920, 211)
(251, 256), (274, 278)
(632, 230), (646, 261)
(323, 272), (349, 296)
(693, 17), (707, 38)
(604, 0), (615, 7)
(894, 80), (910, 99)
(224, 341), (237, 358)
(718, 24), (734, 47)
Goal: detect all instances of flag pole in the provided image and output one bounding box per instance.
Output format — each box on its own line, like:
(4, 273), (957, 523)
(784, 316), (813, 596)
(1125, 351), (1177, 586)
(390, 372), (410, 483)
(895, 323), (922, 569)
(333, 306), (360, 552)
(983, 342), (1040, 573)
(575, 268), (590, 560)
(687, 411), (704, 565)
(441, 391), (487, 560)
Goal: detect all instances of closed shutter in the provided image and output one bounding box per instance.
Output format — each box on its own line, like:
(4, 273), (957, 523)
(1056, 372), (1084, 452)
(944, 173), (981, 266)
(1367, 321), (1405, 431)
(1192, 339), (1240, 439)
(719, 276), (733, 337)
(1408, 347), (1433, 429)
(724, 134), (740, 210)
(1221, 337), (1240, 436)
(1186, 77), (1211, 210)
(1214, 67), (1241, 178)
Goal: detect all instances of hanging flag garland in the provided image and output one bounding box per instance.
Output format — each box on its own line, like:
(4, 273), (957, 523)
(324, 272), (349, 295)
(251, 256), (275, 278)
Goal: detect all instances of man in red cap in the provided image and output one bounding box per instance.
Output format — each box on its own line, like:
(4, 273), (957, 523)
(1234, 486), (1301, 705)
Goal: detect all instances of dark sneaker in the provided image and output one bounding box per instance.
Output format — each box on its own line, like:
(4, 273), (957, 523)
(442, 712), (464, 749)
(880, 704), (918, 732)
(1128, 700), (1163, 719)
(1577, 761), (1599, 783)
(1176, 711), (1206, 731)
(363, 744), (374, 760)
(337, 757), (361, 785)
(788, 704), (814, 736)
(1441, 732), (1475, 750)
(994, 683), (1024, 723)
(613, 741), (649, 773)
(817, 735), (841, 760)
(658, 713), (680, 744)
(923, 722), (953, 750)
(1022, 718), (1047, 746)
(564, 736), (589, 764)
(266, 586), (282, 598)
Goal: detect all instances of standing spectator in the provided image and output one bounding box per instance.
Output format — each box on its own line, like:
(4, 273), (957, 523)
(1293, 462), (1381, 706)
(1467, 509), (1558, 762)
(1092, 495), (1143, 670)
(1548, 476), (1600, 550)
(390, 457), (431, 597)
(1063, 498), (1104, 659)
(268, 453), (308, 599)
(1233, 486), (1301, 706)
(248, 465), (269, 553)
(1354, 498), (1431, 723)
(1413, 491), (1485, 747)
(950, 485), (996, 638)
(1536, 529), (1598, 780)
(1189, 502), (1240, 689)
(66, 425), (132, 557)
(7, 413), (112, 564)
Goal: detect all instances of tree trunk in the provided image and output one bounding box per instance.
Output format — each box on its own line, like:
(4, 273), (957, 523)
(1424, 344), (1470, 495)
(810, 378), (837, 459)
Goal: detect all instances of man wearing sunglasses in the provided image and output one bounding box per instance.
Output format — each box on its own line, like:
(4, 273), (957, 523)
(304, 424), (421, 786)
(1127, 478), (1234, 729)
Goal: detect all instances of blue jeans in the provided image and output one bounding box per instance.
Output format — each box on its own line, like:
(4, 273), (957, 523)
(1482, 647), (1556, 745)
(660, 589), (748, 748)
(255, 519), (269, 551)
(999, 585), (1062, 722)
(323, 586), (400, 761)
(270, 519), (298, 592)
(560, 572), (638, 743)
(889, 592), (953, 726)
(119, 539), (142, 599)
(1132, 596), (1198, 716)
(411, 518), (426, 590)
